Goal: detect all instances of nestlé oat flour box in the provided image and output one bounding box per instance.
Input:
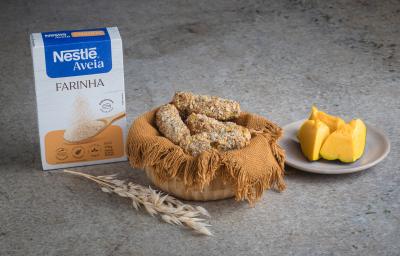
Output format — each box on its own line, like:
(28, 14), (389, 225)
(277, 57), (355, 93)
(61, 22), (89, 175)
(30, 27), (127, 170)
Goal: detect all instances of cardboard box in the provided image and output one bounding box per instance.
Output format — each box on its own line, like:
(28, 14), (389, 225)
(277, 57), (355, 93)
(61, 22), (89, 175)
(30, 27), (127, 170)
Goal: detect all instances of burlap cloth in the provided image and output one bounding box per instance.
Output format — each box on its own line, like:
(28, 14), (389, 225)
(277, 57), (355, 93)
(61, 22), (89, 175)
(127, 108), (286, 204)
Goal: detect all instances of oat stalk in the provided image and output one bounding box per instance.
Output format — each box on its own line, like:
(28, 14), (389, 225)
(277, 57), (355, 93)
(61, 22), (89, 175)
(63, 169), (212, 236)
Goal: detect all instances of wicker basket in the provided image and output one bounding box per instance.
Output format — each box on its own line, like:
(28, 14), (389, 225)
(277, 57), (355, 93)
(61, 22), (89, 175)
(128, 108), (286, 204)
(145, 167), (234, 201)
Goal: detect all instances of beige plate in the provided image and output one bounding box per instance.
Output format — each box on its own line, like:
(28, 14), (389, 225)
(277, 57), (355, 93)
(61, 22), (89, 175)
(279, 120), (390, 174)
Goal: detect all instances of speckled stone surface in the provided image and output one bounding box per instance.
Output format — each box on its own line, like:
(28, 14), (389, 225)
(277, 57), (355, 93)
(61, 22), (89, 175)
(0, 1), (399, 255)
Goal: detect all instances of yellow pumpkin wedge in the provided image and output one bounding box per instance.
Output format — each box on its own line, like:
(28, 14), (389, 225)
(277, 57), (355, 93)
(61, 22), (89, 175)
(309, 106), (345, 133)
(297, 120), (330, 161)
(320, 119), (367, 163)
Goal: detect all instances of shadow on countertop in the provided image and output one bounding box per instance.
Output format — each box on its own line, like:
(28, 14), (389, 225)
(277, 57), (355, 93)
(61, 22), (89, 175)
(284, 164), (375, 184)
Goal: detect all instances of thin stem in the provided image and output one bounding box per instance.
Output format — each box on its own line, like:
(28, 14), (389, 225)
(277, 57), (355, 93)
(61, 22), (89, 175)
(62, 169), (212, 236)
(64, 170), (146, 204)
(63, 170), (115, 189)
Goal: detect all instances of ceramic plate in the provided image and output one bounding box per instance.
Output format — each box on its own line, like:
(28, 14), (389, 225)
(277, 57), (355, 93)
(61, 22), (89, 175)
(279, 120), (390, 174)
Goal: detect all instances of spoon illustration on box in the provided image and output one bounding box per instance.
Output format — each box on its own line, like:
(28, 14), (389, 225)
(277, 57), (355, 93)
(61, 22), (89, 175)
(63, 112), (126, 144)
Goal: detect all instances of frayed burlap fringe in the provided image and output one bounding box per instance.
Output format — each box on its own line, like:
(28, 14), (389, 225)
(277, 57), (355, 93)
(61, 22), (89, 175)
(127, 108), (286, 204)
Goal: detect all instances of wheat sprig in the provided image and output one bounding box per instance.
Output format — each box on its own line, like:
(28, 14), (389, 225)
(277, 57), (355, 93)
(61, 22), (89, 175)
(63, 170), (212, 236)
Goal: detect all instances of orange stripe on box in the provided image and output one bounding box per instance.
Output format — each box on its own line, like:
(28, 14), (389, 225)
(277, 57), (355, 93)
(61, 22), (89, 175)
(71, 31), (105, 37)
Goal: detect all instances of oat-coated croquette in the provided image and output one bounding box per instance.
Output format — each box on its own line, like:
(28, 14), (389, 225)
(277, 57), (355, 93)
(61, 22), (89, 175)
(186, 113), (251, 151)
(155, 104), (191, 145)
(156, 93), (249, 156)
(186, 113), (243, 134)
(180, 133), (213, 156)
(173, 92), (241, 120)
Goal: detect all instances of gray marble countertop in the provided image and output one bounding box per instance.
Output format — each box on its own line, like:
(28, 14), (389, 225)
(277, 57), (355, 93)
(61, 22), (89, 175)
(1, 1), (399, 255)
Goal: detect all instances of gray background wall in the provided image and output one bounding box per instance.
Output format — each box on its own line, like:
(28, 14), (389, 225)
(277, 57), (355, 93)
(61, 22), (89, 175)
(0, 0), (399, 255)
